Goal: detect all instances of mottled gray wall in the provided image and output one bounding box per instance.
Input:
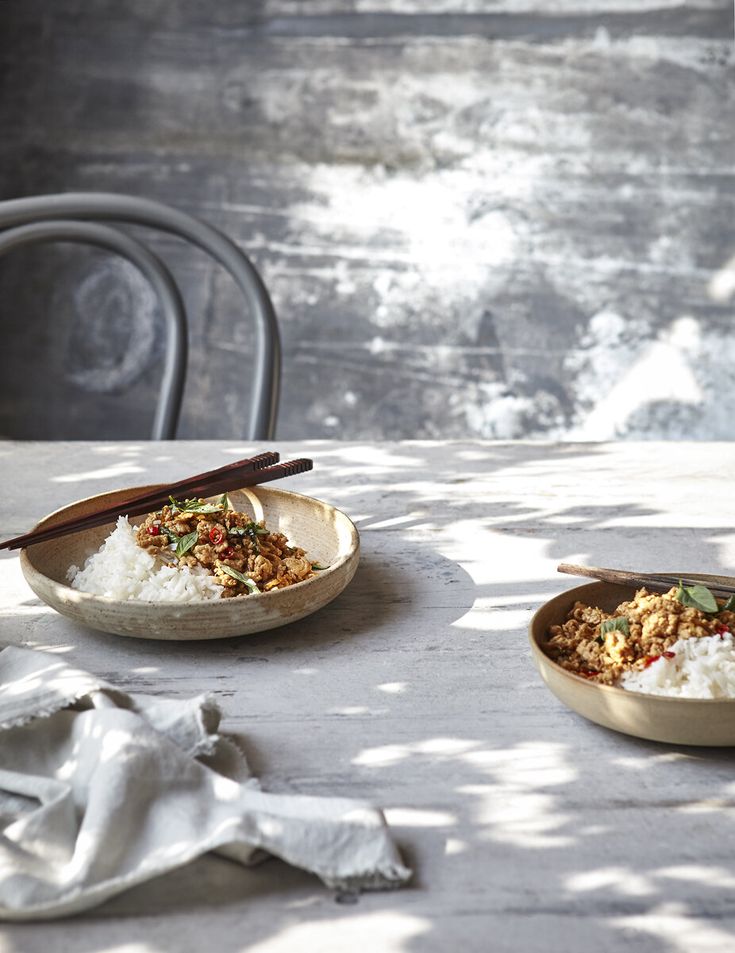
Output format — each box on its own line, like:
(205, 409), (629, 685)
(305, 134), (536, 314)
(0, 0), (732, 440)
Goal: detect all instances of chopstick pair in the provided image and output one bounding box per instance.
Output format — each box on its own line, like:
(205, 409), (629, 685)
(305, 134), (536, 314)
(0, 452), (313, 551)
(558, 563), (735, 599)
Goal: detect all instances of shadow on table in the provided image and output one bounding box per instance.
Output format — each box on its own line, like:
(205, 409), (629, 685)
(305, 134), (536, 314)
(235, 543), (478, 650)
(5, 734), (735, 953)
(5, 441), (735, 950)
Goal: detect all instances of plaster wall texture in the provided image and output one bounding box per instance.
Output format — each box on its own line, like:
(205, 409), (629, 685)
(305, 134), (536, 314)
(0, 0), (732, 440)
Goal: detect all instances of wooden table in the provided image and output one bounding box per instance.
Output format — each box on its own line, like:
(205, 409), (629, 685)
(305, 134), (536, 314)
(2, 440), (735, 952)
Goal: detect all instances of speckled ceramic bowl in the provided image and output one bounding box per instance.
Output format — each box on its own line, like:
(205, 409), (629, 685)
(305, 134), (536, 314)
(20, 485), (359, 640)
(529, 579), (735, 746)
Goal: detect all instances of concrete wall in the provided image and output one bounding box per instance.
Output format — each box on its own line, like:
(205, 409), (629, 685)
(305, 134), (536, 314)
(0, 0), (732, 440)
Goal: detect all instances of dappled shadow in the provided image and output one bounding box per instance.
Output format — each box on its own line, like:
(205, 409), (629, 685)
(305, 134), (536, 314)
(96, 854), (321, 917)
(3, 439), (735, 949)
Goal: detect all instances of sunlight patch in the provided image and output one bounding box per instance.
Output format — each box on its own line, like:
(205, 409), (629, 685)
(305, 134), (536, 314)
(613, 901), (735, 953)
(452, 607), (531, 632)
(658, 866), (735, 890)
(677, 800), (735, 815)
(384, 807), (456, 828)
(566, 866), (654, 897)
(461, 785), (573, 849)
(376, 682), (407, 694)
(462, 742), (576, 787)
(52, 462), (146, 483)
(245, 911), (429, 953)
(353, 736), (478, 767)
(445, 837), (468, 856)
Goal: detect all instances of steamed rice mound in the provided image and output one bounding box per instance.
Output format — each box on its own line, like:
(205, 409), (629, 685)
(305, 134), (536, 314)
(68, 517), (223, 602)
(620, 631), (735, 698)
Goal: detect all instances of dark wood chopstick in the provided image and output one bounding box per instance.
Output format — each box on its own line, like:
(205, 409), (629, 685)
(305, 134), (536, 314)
(0, 454), (313, 551)
(0, 451), (279, 551)
(170, 458), (314, 500)
(557, 563), (735, 599)
(68, 450), (281, 523)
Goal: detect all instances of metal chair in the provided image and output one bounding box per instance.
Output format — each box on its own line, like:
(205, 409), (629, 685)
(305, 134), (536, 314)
(0, 193), (281, 439)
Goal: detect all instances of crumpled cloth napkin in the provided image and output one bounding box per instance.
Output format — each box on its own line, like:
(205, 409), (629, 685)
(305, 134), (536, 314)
(0, 646), (410, 920)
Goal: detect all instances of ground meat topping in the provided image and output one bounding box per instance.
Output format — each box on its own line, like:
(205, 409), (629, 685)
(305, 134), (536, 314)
(545, 587), (731, 685)
(134, 495), (317, 597)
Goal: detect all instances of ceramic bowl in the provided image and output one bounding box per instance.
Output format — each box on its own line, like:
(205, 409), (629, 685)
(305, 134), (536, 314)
(20, 485), (359, 640)
(529, 579), (735, 746)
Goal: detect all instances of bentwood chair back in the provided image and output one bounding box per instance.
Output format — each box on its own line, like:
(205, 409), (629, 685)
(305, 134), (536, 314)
(0, 193), (281, 439)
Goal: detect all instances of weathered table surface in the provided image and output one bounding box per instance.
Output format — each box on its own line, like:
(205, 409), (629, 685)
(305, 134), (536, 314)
(2, 440), (735, 953)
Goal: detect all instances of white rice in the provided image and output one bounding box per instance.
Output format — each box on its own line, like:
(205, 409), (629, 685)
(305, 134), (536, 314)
(67, 517), (224, 602)
(619, 632), (735, 699)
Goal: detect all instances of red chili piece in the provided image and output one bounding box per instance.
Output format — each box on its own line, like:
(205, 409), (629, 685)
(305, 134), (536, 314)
(644, 654), (661, 668)
(662, 651), (676, 659)
(716, 624), (730, 635)
(223, 547), (236, 559)
(147, 525), (160, 536)
(209, 527), (225, 545)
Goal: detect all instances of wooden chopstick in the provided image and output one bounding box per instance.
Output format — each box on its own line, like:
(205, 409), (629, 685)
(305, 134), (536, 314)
(557, 563), (735, 598)
(61, 450), (281, 524)
(165, 457), (314, 500)
(0, 450), (280, 551)
(0, 454), (313, 551)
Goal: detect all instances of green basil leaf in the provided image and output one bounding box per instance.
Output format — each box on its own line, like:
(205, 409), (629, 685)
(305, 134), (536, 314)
(175, 531), (199, 559)
(219, 563), (259, 594)
(162, 526), (180, 544)
(676, 582), (719, 614)
(227, 522), (266, 551)
(722, 595), (735, 612)
(311, 563), (328, 571)
(599, 616), (630, 637)
(243, 521), (269, 536)
(169, 496), (224, 515)
(220, 493), (230, 512)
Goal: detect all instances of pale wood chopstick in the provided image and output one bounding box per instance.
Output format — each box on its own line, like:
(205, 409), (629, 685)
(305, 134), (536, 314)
(557, 563), (735, 599)
(1, 454), (313, 551)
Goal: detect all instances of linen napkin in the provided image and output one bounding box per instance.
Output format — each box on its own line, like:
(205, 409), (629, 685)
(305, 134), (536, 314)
(0, 646), (411, 920)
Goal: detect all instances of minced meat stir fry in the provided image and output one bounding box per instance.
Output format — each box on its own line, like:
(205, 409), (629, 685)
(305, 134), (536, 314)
(135, 494), (317, 597)
(545, 585), (735, 685)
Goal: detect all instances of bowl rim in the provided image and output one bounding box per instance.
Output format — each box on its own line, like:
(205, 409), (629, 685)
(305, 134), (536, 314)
(20, 483), (360, 610)
(529, 579), (735, 706)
